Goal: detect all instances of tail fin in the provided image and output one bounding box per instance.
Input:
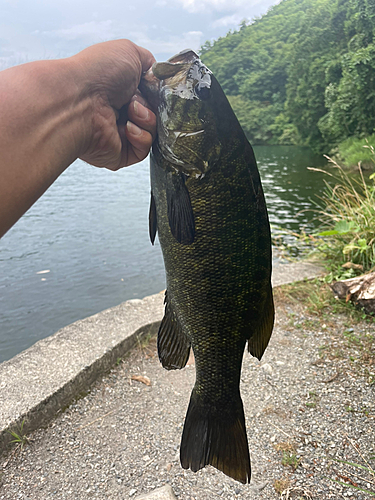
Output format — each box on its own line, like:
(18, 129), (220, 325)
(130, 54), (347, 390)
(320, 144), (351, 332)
(180, 391), (251, 484)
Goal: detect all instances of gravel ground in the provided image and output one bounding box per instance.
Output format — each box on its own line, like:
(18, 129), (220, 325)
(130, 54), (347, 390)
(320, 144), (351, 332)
(1, 285), (374, 500)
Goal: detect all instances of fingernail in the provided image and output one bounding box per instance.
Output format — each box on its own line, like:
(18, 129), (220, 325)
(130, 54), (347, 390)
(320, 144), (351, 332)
(134, 100), (149, 120)
(127, 121), (142, 136)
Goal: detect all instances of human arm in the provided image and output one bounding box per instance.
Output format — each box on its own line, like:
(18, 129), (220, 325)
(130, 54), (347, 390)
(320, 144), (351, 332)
(0, 40), (156, 238)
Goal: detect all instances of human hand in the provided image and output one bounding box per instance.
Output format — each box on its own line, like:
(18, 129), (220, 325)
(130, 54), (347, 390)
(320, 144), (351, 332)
(71, 39), (157, 170)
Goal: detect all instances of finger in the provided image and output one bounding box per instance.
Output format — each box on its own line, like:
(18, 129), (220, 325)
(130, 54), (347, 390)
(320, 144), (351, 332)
(131, 91), (153, 111)
(127, 100), (157, 142)
(124, 121), (154, 165)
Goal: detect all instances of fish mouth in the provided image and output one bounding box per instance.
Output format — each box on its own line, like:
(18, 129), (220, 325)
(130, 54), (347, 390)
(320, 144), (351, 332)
(152, 49), (199, 80)
(140, 49), (201, 106)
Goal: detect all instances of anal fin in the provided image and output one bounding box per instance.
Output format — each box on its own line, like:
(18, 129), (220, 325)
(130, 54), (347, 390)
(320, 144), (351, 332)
(158, 291), (191, 370)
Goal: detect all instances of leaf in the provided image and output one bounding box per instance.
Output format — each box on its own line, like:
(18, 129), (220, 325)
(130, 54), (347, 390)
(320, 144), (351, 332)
(335, 220), (359, 234)
(342, 262), (363, 270)
(329, 479), (375, 496)
(358, 238), (369, 251)
(333, 458), (374, 471)
(318, 230), (340, 236)
(343, 242), (360, 254)
(131, 375), (151, 386)
(318, 221), (359, 237)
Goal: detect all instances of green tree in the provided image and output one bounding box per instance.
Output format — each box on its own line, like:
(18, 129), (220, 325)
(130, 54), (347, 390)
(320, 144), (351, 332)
(319, 0), (375, 143)
(200, 0), (375, 152)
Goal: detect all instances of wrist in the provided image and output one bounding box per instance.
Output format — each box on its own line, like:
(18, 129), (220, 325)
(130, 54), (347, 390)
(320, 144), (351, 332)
(51, 57), (95, 160)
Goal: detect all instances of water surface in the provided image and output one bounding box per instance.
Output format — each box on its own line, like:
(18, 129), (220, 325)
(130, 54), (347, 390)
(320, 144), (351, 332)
(256, 145), (328, 232)
(0, 146), (327, 363)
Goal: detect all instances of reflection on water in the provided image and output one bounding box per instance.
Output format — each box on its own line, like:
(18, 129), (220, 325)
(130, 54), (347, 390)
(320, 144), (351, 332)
(255, 145), (328, 232)
(0, 147), (328, 363)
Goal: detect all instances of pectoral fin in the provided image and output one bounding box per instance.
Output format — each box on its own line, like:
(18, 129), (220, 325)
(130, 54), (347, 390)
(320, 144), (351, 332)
(247, 285), (274, 360)
(166, 172), (195, 245)
(158, 291), (191, 370)
(149, 192), (157, 245)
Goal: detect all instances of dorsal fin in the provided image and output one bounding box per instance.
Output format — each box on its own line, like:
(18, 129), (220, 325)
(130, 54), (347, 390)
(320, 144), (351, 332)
(247, 285), (274, 360)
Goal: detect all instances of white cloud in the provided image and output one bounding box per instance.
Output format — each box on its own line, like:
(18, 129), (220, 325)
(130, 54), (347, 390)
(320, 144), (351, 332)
(176, 0), (263, 13)
(0, 0), (282, 70)
(130, 30), (203, 56)
(211, 13), (243, 28)
(39, 20), (116, 42)
(0, 49), (33, 71)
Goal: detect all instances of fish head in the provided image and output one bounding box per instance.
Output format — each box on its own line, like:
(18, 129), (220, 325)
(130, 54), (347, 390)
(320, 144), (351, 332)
(142, 50), (222, 178)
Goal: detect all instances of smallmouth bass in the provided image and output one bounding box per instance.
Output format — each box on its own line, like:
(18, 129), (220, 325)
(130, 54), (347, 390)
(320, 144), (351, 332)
(140, 49), (274, 484)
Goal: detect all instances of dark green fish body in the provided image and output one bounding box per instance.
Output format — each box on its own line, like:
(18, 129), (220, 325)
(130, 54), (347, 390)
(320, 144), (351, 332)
(142, 50), (274, 484)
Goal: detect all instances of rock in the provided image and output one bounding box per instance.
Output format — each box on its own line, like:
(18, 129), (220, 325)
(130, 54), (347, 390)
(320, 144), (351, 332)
(134, 485), (177, 500)
(261, 363), (273, 375)
(249, 481), (268, 493)
(127, 299), (143, 305)
(331, 271), (375, 314)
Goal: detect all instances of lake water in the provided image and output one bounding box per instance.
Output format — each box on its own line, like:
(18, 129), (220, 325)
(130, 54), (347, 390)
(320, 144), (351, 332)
(0, 146), (327, 363)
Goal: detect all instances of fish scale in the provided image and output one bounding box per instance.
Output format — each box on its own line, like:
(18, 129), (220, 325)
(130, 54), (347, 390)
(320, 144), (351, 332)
(141, 49), (274, 484)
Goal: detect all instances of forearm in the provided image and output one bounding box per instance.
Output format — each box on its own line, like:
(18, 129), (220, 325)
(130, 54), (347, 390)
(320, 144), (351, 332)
(0, 40), (156, 238)
(0, 58), (90, 237)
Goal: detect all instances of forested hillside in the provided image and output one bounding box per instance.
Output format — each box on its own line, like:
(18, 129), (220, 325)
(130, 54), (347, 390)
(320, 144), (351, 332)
(201, 0), (375, 152)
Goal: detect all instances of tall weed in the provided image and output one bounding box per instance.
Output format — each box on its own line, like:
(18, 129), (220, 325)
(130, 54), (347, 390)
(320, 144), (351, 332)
(308, 154), (375, 280)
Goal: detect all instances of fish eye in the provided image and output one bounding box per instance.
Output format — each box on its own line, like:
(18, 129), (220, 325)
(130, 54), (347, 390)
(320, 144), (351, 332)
(194, 84), (210, 101)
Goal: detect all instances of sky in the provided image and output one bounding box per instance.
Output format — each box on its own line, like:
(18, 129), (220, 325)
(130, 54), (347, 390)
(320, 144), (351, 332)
(0, 0), (281, 69)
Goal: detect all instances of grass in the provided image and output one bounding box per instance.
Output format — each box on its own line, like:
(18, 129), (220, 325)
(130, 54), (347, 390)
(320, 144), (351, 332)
(136, 332), (157, 360)
(274, 279), (375, 384)
(336, 135), (375, 169)
(306, 156), (375, 280)
(7, 420), (28, 450)
(137, 332), (154, 350)
(274, 477), (290, 495)
(275, 442), (300, 470)
(305, 390), (318, 409)
(274, 277), (370, 321)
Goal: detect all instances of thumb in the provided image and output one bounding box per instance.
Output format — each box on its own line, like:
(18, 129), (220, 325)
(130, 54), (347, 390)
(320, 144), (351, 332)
(136, 45), (156, 73)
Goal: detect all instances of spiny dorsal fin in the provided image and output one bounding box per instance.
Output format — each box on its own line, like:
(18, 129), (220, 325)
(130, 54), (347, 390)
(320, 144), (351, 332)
(158, 291), (191, 370)
(166, 172), (195, 245)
